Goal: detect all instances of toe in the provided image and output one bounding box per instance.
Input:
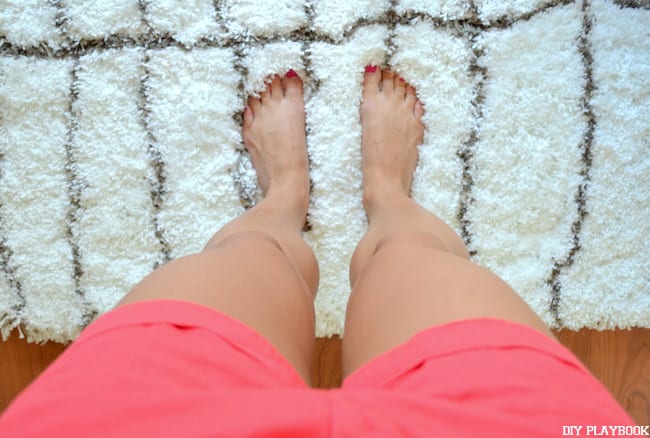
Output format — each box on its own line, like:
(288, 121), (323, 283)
(382, 69), (395, 94)
(362, 65), (381, 98)
(248, 95), (261, 113)
(270, 74), (283, 98)
(394, 74), (406, 98)
(284, 70), (303, 98)
(405, 85), (416, 104)
(243, 106), (254, 127)
(260, 82), (272, 104)
(414, 99), (425, 121)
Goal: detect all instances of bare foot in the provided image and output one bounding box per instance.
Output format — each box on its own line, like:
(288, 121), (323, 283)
(360, 66), (425, 216)
(242, 71), (310, 225)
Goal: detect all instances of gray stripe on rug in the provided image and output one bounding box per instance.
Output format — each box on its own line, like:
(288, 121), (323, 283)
(137, 0), (152, 33)
(146, 47), (243, 258)
(64, 59), (98, 329)
(468, 2), (586, 326)
(0, 223), (25, 339)
(0, 57), (88, 341)
(302, 0), (316, 232)
(137, 1), (172, 268)
(457, 1), (486, 256)
(72, 49), (161, 313)
(475, 0), (572, 24)
(138, 51), (173, 268)
(53, 0), (99, 331)
(0, 61), (25, 333)
(611, 0), (650, 8)
(557, 0), (650, 328)
(547, 0), (596, 326)
(384, 0), (398, 66)
(230, 41), (256, 211)
(1, 1), (591, 59)
(394, 22), (473, 244)
(218, 0), (259, 212)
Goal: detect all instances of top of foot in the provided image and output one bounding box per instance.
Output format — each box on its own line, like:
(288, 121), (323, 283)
(359, 66), (425, 210)
(242, 71), (310, 216)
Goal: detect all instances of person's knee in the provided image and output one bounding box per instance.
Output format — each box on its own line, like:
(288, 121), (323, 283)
(373, 229), (449, 256)
(205, 230), (319, 298)
(373, 228), (469, 260)
(205, 229), (282, 252)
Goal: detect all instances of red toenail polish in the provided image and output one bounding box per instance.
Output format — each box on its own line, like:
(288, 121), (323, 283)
(399, 77), (405, 82)
(286, 69), (297, 78)
(365, 65), (377, 73)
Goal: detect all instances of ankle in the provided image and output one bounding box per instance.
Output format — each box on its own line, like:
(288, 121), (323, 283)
(264, 183), (309, 227)
(362, 183), (410, 221)
(267, 177), (309, 204)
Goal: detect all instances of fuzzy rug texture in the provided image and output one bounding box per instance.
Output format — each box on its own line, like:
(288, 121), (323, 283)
(0, 0), (648, 343)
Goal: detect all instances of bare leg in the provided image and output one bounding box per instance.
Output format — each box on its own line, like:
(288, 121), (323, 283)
(343, 67), (553, 377)
(118, 73), (318, 384)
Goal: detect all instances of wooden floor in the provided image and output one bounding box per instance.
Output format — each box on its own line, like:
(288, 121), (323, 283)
(2, 328), (649, 425)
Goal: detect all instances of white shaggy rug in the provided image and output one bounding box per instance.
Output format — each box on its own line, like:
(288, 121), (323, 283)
(0, 0), (648, 343)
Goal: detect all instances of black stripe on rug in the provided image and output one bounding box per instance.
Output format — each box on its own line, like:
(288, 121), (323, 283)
(137, 2), (172, 268)
(0, 62), (26, 322)
(478, 0), (575, 27)
(64, 59), (98, 328)
(0, 205), (27, 326)
(301, 0), (316, 232)
(137, 0), (151, 33)
(384, 0), (399, 66)
(53, 0), (98, 328)
(611, 0), (650, 9)
(547, 0), (596, 326)
(138, 51), (173, 268)
(219, 2), (259, 212)
(0, 0), (580, 60)
(229, 43), (259, 211)
(456, 4), (485, 258)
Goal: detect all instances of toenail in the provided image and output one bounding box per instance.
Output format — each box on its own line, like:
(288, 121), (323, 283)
(399, 77), (405, 82)
(286, 69), (298, 78)
(365, 65), (377, 73)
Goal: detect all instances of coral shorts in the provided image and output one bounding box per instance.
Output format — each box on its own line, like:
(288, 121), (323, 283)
(0, 300), (634, 437)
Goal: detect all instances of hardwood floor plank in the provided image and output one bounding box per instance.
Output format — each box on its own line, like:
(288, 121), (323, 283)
(0, 332), (68, 413)
(556, 327), (650, 426)
(311, 335), (342, 389)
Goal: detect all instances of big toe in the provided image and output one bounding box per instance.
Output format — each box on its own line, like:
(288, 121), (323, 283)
(284, 70), (303, 98)
(362, 65), (381, 98)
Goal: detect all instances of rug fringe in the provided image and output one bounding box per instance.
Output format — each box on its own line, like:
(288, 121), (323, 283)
(0, 312), (20, 341)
